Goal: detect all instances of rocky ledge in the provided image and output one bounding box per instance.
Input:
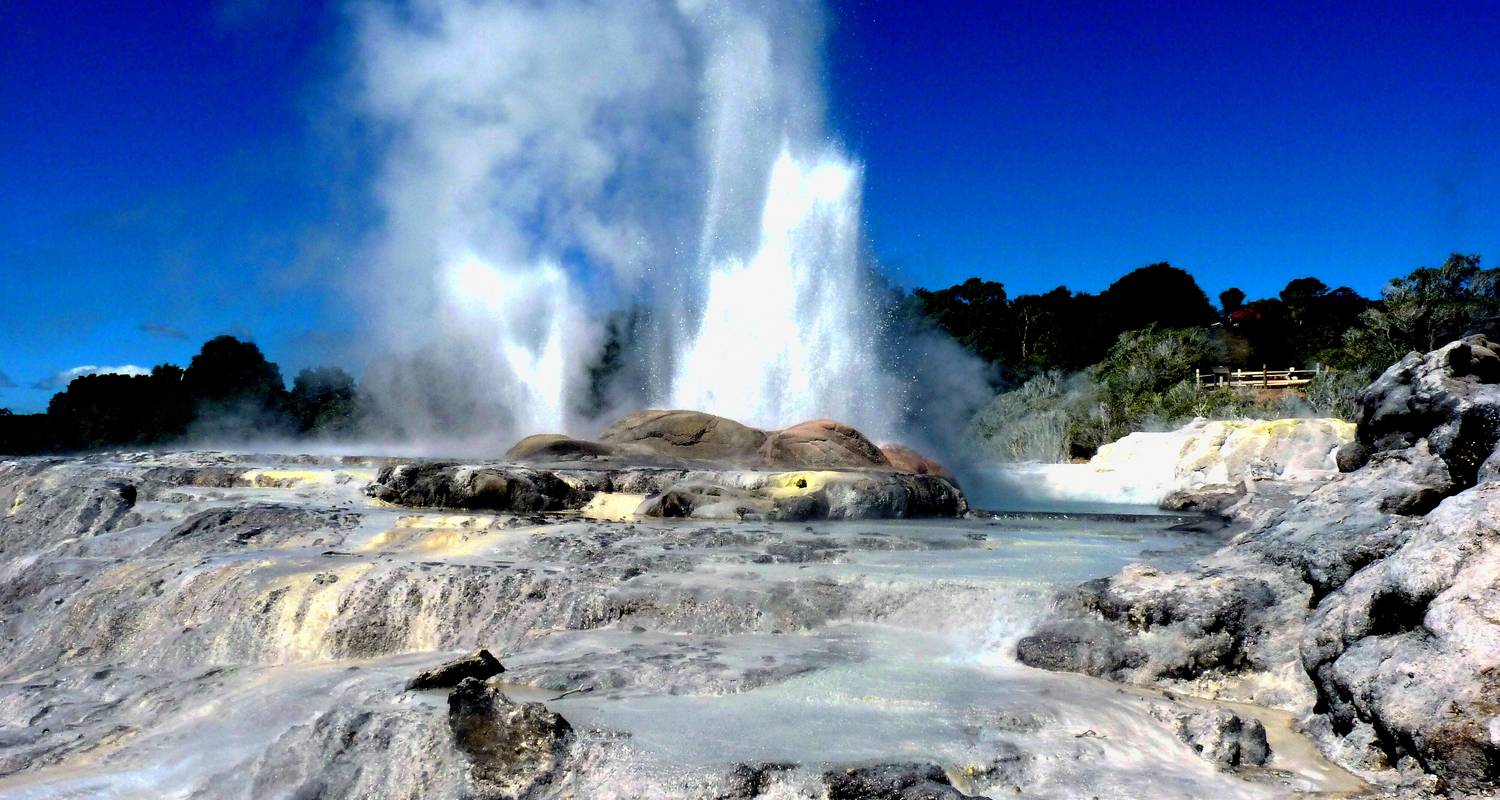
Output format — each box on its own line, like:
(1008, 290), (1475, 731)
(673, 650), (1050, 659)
(365, 410), (968, 521)
(1017, 336), (1500, 795)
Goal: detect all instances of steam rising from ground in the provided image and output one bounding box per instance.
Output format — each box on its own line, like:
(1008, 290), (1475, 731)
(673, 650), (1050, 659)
(353, 0), (987, 449)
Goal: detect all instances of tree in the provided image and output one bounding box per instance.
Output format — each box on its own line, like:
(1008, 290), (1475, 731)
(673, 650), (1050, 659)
(1099, 263), (1217, 335)
(912, 278), (1011, 364)
(289, 367), (359, 435)
(1279, 277), (1330, 318)
(181, 336), (293, 439)
(1345, 253), (1499, 367)
(1219, 288), (1246, 315)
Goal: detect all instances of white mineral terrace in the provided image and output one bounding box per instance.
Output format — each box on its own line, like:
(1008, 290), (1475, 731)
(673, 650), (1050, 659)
(0, 452), (1367, 798)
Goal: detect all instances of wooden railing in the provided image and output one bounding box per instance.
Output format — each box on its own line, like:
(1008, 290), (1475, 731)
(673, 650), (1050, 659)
(1195, 366), (1325, 389)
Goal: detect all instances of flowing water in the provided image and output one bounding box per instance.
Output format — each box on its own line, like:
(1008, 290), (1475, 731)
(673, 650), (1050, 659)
(0, 454), (1360, 798)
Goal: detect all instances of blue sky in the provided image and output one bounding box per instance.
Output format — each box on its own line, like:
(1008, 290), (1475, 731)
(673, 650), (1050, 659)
(3, 0), (1498, 412)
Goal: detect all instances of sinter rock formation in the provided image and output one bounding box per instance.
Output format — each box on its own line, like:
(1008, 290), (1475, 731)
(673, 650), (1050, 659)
(370, 410), (969, 522)
(1018, 336), (1500, 794)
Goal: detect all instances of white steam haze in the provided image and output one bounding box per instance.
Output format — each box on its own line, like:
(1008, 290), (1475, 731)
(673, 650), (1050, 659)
(352, 0), (988, 450)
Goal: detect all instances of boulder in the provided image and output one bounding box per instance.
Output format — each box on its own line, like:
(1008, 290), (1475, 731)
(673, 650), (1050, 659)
(1014, 619), (1140, 678)
(406, 649), (505, 691)
(716, 762), (796, 800)
(756, 419), (890, 469)
(1335, 441), (1371, 473)
(1300, 483), (1500, 793)
(633, 471), (967, 522)
(1159, 483), (1245, 513)
(1356, 335), (1500, 485)
(598, 410), (767, 463)
(448, 677), (573, 799)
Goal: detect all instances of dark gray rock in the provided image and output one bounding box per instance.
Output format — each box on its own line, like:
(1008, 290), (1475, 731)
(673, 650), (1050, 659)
(1334, 441), (1371, 472)
(1160, 483), (1245, 513)
(366, 464), (589, 513)
(1015, 619), (1140, 678)
(716, 762), (796, 799)
(448, 677), (573, 799)
(145, 504), (360, 555)
(1150, 705), (1270, 768)
(822, 762), (988, 800)
(406, 649), (505, 691)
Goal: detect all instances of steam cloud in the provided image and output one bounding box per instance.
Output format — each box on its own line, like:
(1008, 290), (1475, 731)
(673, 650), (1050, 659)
(350, 0), (990, 453)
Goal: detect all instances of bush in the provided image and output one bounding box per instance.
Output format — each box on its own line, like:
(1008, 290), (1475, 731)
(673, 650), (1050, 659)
(967, 371), (1075, 462)
(965, 326), (1374, 463)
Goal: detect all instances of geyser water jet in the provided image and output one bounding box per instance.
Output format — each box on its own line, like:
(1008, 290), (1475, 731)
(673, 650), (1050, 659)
(670, 145), (902, 436)
(355, 0), (920, 443)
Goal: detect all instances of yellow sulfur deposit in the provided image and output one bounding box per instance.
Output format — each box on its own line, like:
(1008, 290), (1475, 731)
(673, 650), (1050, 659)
(575, 492), (648, 521)
(239, 468), (375, 489)
(764, 471), (842, 496)
(263, 562), (373, 662)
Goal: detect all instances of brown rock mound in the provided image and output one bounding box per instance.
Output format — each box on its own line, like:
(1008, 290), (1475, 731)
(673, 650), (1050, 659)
(879, 443), (954, 480)
(598, 410), (768, 463)
(505, 434), (616, 461)
(758, 419), (891, 469)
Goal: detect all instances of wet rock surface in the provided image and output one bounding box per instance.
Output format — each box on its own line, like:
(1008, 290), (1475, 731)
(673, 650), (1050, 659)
(0, 449), (1361, 798)
(822, 762), (988, 800)
(1149, 705), (1270, 769)
(1018, 337), (1500, 794)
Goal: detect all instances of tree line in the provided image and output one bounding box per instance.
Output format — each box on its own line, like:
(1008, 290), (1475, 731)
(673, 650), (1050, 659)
(2, 252), (1495, 457)
(0, 336), (359, 454)
(940, 253), (1500, 460)
(913, 253), (1499, 380)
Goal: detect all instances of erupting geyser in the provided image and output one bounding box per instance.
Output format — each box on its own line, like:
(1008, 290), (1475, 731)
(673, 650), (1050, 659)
(355, 0), (911, 443)
(671, 147), (901, 435)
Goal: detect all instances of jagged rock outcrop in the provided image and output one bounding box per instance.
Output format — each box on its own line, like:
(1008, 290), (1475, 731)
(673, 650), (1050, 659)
(1300, 483), (1500, 792)
(448, 677), (573, 799)
(1018, 337), (1500, 792)
(407, 649), (506, 691)
(1357, 335), (1500, 485)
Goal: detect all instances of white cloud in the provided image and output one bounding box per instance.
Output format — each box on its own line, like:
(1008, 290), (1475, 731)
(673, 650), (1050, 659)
(35, 365), (150, 390)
